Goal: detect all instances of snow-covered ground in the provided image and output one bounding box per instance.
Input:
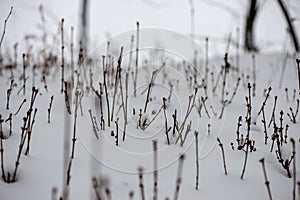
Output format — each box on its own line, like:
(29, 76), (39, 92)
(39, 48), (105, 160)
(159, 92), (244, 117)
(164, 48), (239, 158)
(0, 1), (300, 200)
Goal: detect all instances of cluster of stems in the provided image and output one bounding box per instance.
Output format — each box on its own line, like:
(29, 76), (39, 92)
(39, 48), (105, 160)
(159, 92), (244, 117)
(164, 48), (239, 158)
(241, 83), (253, 180)
(287, 99), (299, 123)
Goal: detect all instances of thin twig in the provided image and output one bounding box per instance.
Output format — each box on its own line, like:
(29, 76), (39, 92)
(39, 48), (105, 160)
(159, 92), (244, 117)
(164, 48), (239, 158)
(259, 158), (273, 200)
(153, 140), (158, 200)
(174, 154), (185, 200)
(0, 6), (13, 50)
(194, 131), (199, 190)
(217, 137), (228, 175)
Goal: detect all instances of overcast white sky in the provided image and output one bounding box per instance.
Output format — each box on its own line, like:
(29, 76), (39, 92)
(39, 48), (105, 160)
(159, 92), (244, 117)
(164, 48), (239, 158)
(0, 0), (300, 55)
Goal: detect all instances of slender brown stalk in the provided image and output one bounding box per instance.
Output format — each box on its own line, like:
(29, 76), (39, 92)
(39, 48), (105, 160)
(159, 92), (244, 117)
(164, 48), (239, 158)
(24, 87), (39, 156)
(181, 121), (192, 147)
(60, 18), (65, 94)
(64, 81), (72, 114)
(298, 181), (300, 199)
(259, 158), (273, 200)
(201, 96), (210, 118)
(0, 6), (13, 48)
(284, 124), (289, 143)
(138, 167), (145, 200)
(219, 53), (230, 119)
(48, 95), (54, 123)
(6, 79), (13, 110)
(115, 118), (119, 146)
(5, 113), (12, 136)
(163, 97), (170, 145)
(25, 108), (38, 155)
(12, 115), (30, 182)
(122, 73), (129, 141)
(241, 91), (252, 180)
(176, 88), (198, 144)
(217, 137), (228, 175)
(297, 59), (300, 94)
(71, 91), (80, 159)
(252, 54), (256, 97)
(194, 131), (199, 190)
(279, 110), (284, 146)
(42, 76), (48, 92)
(0, 115), (6, 182)
(174, 154), (185, 200)
(268, 96), (277, 128)
(88, 109), (99, 139)
(22, 53), (26, 95)
(236, 116), (242, 145)
(153, 140), (158, 200)
(285, 88), (289, 102)
(102, 56), (111, 127)
(66, 157), (72, 186)
(205, 38), (209, 83)
(227, 77), (241, 104)
(144, 70), (157, 113)
(290, 138), (296, 200)
(261, 106), (268, 144)
(14, 99), (26, 116)
(258, 87), (272, 116)
(134, 22), (139, 97)
(111, 47), (123, 122)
